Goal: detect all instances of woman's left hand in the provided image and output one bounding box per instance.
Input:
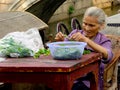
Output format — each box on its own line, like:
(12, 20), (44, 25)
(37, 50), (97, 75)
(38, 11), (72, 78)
(70, 32), (87, 42)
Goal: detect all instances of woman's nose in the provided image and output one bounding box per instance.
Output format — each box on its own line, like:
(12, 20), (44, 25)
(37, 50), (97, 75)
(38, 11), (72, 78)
(85, 25), (90, 31)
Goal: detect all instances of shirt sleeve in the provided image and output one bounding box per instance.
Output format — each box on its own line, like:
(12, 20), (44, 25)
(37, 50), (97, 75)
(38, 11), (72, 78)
(101, 44), (113, 64)
(97, 35), (113, 64)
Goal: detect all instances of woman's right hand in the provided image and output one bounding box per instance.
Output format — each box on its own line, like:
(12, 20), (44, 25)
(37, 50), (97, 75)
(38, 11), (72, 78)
(55, 32), (65, 41)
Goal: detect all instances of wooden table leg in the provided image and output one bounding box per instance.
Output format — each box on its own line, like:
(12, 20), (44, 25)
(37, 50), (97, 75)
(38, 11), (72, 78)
(90, 63), (99, 90)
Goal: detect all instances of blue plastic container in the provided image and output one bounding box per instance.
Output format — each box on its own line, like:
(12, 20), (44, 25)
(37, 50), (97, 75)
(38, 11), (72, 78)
(47, 41), (87, 60)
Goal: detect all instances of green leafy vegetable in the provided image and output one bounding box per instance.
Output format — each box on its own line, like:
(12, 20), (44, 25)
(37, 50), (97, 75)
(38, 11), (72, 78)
(52, 47), (81, 60)
(64, 34), (74, 41)
(83, 50), (91, 55)
(0, 37), (33, 57)
(33, 48), (50, 59)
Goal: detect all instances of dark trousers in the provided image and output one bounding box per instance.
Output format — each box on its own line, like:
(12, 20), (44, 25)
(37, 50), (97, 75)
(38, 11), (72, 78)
(72, 73), (91, 90)
(72, 81), (90, 90)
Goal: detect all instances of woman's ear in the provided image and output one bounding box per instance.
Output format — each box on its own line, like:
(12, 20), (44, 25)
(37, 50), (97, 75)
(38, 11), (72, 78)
(100, 23), (105, 30)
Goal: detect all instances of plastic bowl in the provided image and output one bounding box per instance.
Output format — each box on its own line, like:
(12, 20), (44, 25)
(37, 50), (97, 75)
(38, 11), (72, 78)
(47, 41), (87, 60)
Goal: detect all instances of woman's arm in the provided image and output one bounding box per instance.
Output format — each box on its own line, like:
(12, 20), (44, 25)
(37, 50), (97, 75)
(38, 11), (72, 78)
(84, 37), (108, 59)
(69, 32), (109, 59)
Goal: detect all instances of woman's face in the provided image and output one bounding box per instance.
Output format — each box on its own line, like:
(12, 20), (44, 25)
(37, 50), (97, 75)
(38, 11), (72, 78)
(82, 16), (101, 39)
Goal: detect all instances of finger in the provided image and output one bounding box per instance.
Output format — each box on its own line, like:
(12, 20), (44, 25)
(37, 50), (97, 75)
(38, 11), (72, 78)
(70, 33), (76, 39)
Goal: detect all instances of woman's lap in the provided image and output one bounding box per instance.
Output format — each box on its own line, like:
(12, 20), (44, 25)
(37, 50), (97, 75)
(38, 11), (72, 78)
(72, 80), (90, 90)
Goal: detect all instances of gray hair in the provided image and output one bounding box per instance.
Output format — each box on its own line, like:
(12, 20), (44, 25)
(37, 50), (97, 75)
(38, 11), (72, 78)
(83, 6), (107, 24)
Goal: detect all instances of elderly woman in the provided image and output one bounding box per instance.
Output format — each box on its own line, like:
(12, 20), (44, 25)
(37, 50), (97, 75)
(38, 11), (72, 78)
(55, 6), (113, 90)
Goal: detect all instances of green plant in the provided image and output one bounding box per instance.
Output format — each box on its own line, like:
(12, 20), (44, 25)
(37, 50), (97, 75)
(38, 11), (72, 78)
(67, 5), (75, 30)
(68, 5), (75, 15)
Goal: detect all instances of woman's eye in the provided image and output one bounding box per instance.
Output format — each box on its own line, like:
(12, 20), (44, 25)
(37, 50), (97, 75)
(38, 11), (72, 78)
(83, 22), (95, 27)
(89, 24), (95, 27)
(83, 22), (87, 25)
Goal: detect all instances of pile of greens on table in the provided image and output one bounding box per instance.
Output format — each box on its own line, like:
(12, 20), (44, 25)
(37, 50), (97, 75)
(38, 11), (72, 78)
(0, 37), (33, 57)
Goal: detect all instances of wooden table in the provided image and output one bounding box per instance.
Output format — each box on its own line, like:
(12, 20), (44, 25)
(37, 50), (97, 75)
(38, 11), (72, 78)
(0, 52), (102, 90)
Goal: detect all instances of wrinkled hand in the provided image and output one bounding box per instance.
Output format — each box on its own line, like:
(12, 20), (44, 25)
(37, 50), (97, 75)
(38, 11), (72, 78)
(70, 32), (87, 42)
(55, 32), (65, 41)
